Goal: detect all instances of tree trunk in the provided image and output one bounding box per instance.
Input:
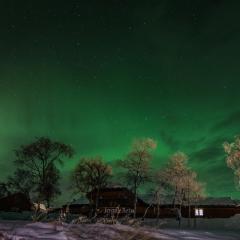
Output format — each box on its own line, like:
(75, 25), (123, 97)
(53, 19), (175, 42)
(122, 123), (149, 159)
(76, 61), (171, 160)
(95, 187), (100, 217)
(188, 189), (191, 227)
(47, 199), (50, 209)
(179, 207), (182, 228)
(188, 204), (191, 227)
(194, 205), (197, 228)
(187, 174), (191, 228)
(143, 202), (152, 219)
(133, 187), (137, 218)
(134, 195), (137, 218)
(154, 190), (161, 225)
(156, 202), (160, 226)
(89, 191), (94, 219)
(172, 186), (178, 208)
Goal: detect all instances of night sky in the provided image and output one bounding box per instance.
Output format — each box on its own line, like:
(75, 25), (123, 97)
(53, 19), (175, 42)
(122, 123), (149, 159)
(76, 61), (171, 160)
(1, 0), (240, 203)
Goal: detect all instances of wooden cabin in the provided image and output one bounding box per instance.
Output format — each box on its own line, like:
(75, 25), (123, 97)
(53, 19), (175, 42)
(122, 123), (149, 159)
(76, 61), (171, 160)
(141, 197), (240, 219)
(87, 187), (147, 208)
(86, 187), (149, 217)
(185, 197), (240, 218)
(62, 196), (90, 215)
(62, 203), (90, 215)
(0, 192), (32, 212)
(62, 188), (240, 219)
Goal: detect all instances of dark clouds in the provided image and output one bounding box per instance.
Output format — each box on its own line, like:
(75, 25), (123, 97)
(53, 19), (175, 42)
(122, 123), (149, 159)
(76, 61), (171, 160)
(211, 111), (240, 133)
(159, 131), (180, 151)
(191, 137), (225, 161)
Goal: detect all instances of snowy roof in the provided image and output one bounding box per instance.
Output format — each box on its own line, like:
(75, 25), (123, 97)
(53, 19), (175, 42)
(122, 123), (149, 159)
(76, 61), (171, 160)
(138, 193), (173, 205)
(197, 197), (238, 206)
(68, 196), (89, 205)
(139, 194), (239, 206)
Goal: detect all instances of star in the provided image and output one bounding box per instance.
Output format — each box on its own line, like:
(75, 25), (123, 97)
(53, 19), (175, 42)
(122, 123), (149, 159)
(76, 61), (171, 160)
(128, 26), (133, 31)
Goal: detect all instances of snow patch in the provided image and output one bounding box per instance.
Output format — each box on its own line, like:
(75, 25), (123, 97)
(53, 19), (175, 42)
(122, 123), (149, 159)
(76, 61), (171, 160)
(0, 221), (240, 240)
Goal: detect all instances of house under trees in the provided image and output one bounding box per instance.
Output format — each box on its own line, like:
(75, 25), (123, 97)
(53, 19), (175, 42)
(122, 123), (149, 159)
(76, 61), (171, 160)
(62, 187), (240, 219)
(0, 192), (32, 212)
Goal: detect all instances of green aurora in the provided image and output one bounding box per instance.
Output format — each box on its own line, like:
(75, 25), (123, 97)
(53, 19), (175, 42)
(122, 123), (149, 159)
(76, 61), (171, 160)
(1, 1), (240, 203)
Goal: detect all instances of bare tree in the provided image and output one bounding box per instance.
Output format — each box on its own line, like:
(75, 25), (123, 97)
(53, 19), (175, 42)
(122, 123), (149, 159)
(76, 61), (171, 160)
(14, 137), (74, 207)
(36, 163), (61, 207)
(7, 168), (34, 198)
(142, 187), (162, 222)
(118, 138), (157, 218)
(159, 152), (190, 207)
(223, 136), (240, 190)
(0, 182), (9, 198)
(72, 156), (112, 216)
(157, 152), (205, 226)
(181, 170), (205, 227)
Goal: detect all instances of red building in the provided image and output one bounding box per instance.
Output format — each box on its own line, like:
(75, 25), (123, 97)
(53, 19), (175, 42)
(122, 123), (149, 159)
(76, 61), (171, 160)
(0, 192), (32, 212)
(63, 187), (240, 219)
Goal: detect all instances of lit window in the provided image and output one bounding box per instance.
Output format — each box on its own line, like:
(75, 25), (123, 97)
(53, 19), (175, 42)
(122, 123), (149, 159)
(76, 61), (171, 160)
(195, 208), (204, 216)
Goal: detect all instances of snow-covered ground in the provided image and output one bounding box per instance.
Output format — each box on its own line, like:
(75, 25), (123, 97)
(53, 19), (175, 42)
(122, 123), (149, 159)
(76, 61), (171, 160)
(0, 221), (239, 240)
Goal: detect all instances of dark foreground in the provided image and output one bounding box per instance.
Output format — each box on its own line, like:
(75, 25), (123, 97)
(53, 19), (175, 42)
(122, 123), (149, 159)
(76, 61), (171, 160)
(0, 221), (240, 240)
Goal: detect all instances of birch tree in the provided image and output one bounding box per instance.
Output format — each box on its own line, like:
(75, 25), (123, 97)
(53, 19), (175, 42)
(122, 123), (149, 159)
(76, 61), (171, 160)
(157, 152), (205, 210)
(223, 136), (240, 190)
(118, 138), (157, 218)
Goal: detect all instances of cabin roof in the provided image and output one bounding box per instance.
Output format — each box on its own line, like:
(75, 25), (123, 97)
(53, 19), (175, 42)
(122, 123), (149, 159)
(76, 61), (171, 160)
(86, 187), (148, 206)
(64, 186), (240, 208)
(139, 194), (240, 207)
(70, 196), (89, 205)
(197, 197), (238, 206)
(90, 187), (133, 193)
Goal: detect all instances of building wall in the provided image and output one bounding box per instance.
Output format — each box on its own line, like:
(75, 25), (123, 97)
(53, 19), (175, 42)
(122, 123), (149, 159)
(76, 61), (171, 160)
(64, 188), (240, 219)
